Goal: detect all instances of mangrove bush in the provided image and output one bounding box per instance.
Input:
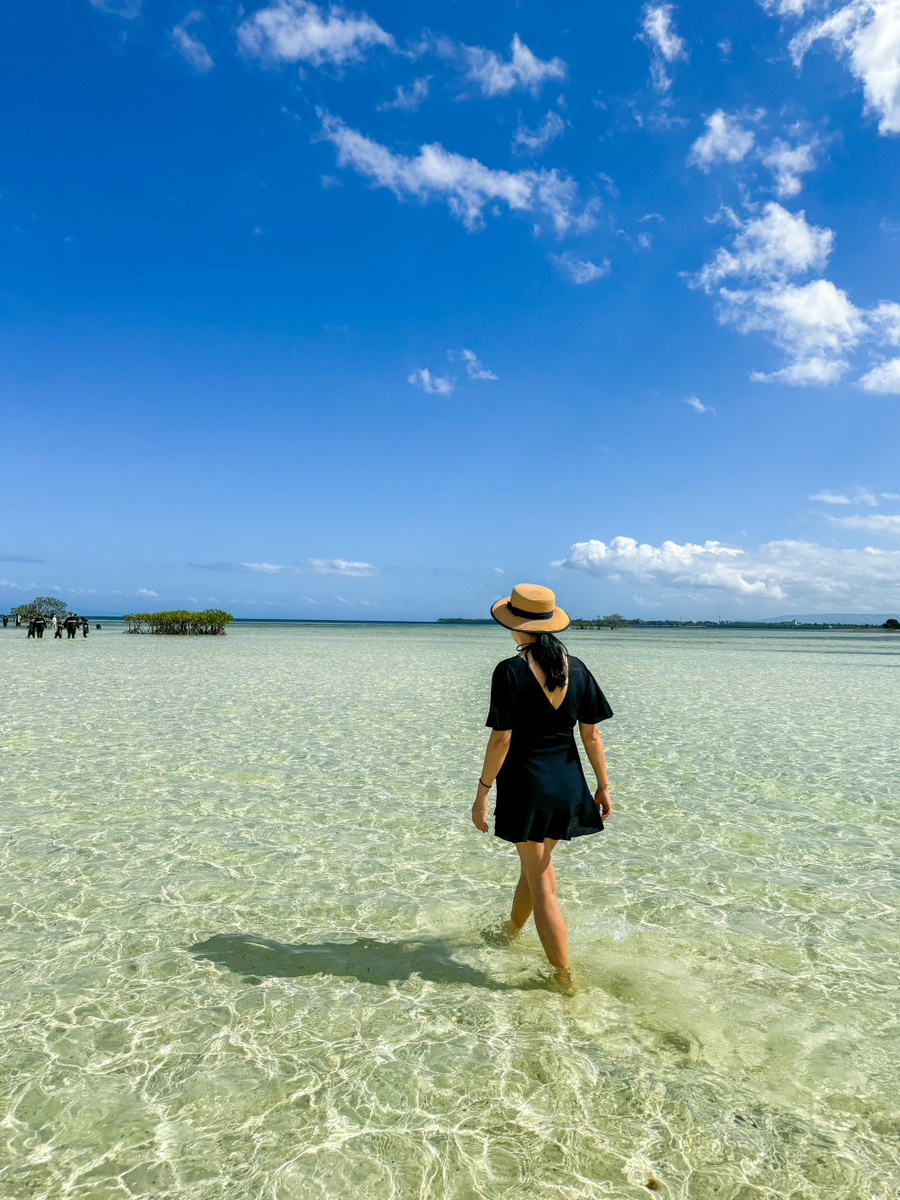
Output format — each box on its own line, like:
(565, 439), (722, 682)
(124, 610), (233, 635)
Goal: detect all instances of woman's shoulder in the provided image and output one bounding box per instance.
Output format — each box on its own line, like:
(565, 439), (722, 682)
(494, 653), (525, 675)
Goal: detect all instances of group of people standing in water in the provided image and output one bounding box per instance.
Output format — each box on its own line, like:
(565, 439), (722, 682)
(3, 613), (94, 638)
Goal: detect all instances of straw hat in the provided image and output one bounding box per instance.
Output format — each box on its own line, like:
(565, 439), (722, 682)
(491, 584), (570, 633)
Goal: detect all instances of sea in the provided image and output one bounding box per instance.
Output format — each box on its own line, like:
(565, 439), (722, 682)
(1, 621), (898, 1199)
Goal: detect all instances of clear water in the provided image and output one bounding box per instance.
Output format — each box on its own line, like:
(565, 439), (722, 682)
(1, 622), (898, 1200)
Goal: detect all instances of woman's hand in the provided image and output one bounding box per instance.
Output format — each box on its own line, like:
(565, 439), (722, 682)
(595, 784), (612, 820)
(472, 789), (490, 833)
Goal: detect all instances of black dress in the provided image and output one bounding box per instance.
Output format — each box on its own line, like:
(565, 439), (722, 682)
(486, 652), (613, 844)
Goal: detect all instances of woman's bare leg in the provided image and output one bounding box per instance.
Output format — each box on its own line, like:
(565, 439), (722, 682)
(508, 859), (558, 932)
(515, 839), (569, 971)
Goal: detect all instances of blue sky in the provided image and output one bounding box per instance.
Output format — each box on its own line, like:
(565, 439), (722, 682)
(2, 0), (900, 618)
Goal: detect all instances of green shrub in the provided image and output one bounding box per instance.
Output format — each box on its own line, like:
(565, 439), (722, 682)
(123, 610), (234, 635)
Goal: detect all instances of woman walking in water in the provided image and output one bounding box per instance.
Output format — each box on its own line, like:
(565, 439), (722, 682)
(472, 585), (613, 991)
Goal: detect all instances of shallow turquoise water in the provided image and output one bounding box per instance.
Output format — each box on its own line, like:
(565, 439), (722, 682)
(1, 621), (898, 1199)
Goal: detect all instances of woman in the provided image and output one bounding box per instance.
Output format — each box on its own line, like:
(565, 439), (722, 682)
(472, 584), (613, 990)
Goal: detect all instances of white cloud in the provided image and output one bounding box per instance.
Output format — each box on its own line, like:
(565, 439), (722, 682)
(456, 349), (498, 381)
(408, 367), (454, 395)
(171, 12), (214, 72)
(512, 111), (566, 155)
(302, 558), (378, 576)
(89, 0), (141, 15)
(688, 110), (756, 170)
(241, 562), (291, 573)
(760, 0), (812, 14)
(684, 394), (715, 413)
(136, 588), (159, 597)
(810, 487), (878, 504)
(493, 567), (505, 575)
(555, 534), (900, 607)
(377, 77), (430, 112)
(869, 301), (900, 344)
(858, 356), (900, 392)
(733, 279), (866, 384)
(318, 112), (595, 234)
(695, 203), (833, 290)
(789, 1), (900, 135)
(238, 0), (394, 67)
(551, 252), (610, 284)
(463, 34), (566, 97)
(760, 136), (819, 196)
(828, 513), (900, 533)
(639, 4), (688, 91)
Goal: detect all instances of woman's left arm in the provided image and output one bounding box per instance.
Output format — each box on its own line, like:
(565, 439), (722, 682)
(471, 730), (512, 833)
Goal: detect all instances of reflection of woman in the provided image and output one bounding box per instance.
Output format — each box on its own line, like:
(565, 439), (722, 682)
(472, 585), (614, 991)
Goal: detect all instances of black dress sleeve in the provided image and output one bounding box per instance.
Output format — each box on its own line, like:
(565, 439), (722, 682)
(575, 661), (614, 724)
(486, 660), (518, 730)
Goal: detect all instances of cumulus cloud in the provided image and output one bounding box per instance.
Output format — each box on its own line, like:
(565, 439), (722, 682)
(688, 110), (756, 170)
(789, 0), (900, 135)
(377, 77), (430, 112)
(858, 356), (900, 392)
(136, 588), (159, 597)
(318, 112), (595, 234)
(639, 4), (688, 91)
(408, 367), (454, 395)
(869, 301), (900, 344)
(737, 279), (867, 384)
(512, 111), (566, 156)
(695, 203), (833, 290)
(463, 34), (566, 97)
(684, 394), (715, 413)
(760, 136), (819, 197)
(171, 12), (214, 72)
(550, 252), (610, 284)
(238, 0), (394, 67)
(555, 533), (900, 607)
(691, 204), (871, 384)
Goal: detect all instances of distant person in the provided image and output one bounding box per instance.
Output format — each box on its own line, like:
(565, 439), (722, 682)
(50, 615), (58, 633)
(27, 619), (36, 638)
(472, 585), (613, 993)
(96, 623), (101, 630)
(34, 614), (46, 639)
(65, 614), (78, 638)
(2, 615), (7, 628)
(81, 617), (89, 637)
(54, 622), (63, 639)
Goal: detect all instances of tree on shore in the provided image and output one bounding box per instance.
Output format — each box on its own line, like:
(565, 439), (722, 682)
(598, 613), (628, 630)
(883, 618), (900, 630)
(10, 596), (68, 621)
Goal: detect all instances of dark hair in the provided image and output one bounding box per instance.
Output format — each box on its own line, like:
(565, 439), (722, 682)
(528, 632), (568, 691)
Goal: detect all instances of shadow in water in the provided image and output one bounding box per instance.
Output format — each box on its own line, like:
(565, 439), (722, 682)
(191, 933), (530, 991)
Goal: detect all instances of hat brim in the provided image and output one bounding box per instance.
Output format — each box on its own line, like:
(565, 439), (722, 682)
(491, 597), (570, 633)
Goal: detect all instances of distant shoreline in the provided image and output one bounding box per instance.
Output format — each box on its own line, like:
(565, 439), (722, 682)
(7, 615), (894, 631)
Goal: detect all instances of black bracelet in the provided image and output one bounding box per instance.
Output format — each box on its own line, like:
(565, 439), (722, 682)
(479, 777), (492, 789)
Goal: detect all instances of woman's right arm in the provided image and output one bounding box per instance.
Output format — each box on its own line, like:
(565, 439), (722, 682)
(472, 730), (512, 833)
(579, 722), (611, 819)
